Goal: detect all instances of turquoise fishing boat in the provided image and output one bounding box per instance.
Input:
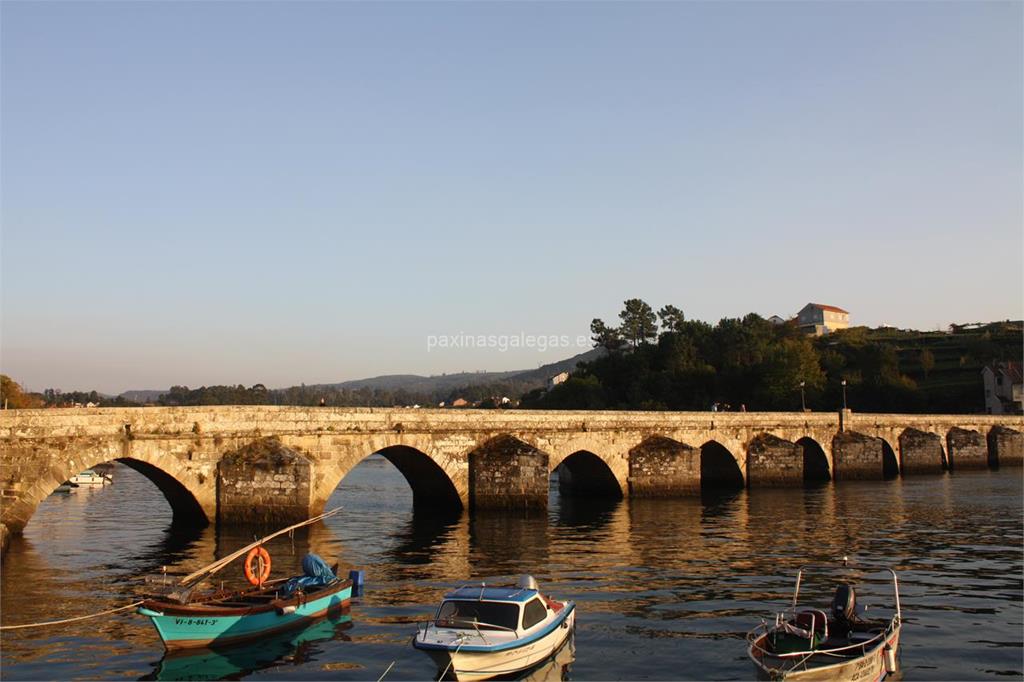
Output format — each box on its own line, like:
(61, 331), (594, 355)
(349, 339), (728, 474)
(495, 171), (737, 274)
(137, 508), (352, 651)
(152, 611), (353, 680)
(139, 553), (352, 650)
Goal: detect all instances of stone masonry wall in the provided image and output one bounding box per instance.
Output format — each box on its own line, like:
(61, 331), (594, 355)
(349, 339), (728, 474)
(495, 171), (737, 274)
(628, 436), (700, 496)
(217, 438), (312, 525)
(987, 426), (1023, 467)
(469, 436), (548, 510)
(746, 434), (803, 487)
(946, 428), (988, 470)
(833, 431), (885, 480)
(3, 407), (1023, 552)
(898, 428), (945, 475)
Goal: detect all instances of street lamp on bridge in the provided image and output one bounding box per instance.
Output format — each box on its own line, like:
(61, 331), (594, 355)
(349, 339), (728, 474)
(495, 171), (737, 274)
(799, 381), (806, 412)
(841, 379), (848, 410)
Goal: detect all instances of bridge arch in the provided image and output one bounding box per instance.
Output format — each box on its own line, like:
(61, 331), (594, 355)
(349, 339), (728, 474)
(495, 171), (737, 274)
(555, 450), (624, 499)
(797, 437), (831, 482)
(700, 440), (745, 491)
(323, 444), (463, 513)
(880, 439), (900, 478)
(380, 445), (464, 509)
(2, 450), (211, 536)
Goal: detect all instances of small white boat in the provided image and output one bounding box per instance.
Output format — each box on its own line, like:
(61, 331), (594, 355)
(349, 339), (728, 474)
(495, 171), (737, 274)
(413, 575), (576, 681)
(69, 469), (111, 486)
(747, 562), (902, 681)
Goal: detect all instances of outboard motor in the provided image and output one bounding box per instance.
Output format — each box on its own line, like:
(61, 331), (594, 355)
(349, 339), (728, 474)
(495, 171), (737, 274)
(517, 574), (539, 590)
(832, 583), (857, 624)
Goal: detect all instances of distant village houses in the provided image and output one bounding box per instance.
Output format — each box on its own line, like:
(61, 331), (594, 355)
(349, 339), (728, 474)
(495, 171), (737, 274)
(797, 303), (850, 336)
(767, 315), (786, 325)
(982, 362), (1023, 415)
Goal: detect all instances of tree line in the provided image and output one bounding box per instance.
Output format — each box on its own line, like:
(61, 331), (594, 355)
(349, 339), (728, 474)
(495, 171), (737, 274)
(520, 299), (1022, 414)
(3, 305), (1018, 414)
(155, 382), (529, 408)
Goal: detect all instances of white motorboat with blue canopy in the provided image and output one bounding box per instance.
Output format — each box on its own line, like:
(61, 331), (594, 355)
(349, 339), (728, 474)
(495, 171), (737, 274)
(413, 575), (575, 681)
(747, 560), (902, 681)
(69, 469), (111, 485)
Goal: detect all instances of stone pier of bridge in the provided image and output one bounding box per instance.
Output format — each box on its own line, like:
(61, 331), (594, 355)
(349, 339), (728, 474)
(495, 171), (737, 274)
(1, 407), (1021, 553)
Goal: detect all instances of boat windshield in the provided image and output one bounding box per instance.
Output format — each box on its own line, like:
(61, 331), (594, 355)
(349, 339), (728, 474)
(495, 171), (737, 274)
(436, 600), (519, 631)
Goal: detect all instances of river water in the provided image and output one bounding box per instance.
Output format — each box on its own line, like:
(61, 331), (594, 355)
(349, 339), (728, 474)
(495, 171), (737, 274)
(1, 457), (1021, 681)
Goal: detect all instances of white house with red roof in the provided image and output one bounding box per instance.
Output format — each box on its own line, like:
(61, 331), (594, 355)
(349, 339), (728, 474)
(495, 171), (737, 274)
(797, 303), (850, 336)
(982, 362), (1024, 414)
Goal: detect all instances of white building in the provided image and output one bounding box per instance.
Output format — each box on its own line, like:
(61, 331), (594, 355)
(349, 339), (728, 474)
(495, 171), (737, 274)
(547, 371), (570, 390)
(982, 362), (1023, 415)
(797, 303), (850, 336)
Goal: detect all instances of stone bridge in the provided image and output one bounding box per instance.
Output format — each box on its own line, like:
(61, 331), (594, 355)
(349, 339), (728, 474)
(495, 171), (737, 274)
(1, 407), (1021, 544)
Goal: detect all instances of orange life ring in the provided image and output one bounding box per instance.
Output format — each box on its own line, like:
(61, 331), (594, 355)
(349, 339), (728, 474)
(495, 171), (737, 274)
(244, 546), (272, 586)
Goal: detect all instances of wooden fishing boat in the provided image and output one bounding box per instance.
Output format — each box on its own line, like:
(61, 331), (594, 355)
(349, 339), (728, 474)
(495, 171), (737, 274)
(139, 554), (352, 650)
(413, 575), (576, 681)
(151, 610), (353, 679)
(137, 508), (351, 651)
(747, 562), (902, 681)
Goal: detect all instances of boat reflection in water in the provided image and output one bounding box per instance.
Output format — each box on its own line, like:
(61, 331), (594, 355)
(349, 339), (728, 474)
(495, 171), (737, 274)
(146, 610), (353, 681)
(437, 634), (574, 682)
(501, 633), (574, 682)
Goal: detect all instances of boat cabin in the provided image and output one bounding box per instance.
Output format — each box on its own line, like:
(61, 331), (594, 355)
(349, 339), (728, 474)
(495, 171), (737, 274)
(434, 586), (559, 633)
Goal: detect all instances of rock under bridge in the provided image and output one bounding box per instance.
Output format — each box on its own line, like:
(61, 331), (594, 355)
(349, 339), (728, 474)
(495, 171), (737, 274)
(1, 407), (1021, 545)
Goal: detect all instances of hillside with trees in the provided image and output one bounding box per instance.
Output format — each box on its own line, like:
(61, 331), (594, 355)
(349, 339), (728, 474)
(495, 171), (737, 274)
(0, 376), (44, 409)
(152, 349), (603, 408)
(520, 299), (1022, 414)
(3, 310), (1017, 414)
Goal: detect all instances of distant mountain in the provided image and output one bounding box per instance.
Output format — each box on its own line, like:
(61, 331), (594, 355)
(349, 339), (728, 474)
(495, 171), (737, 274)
(117, 348), (604, 402)
(315, 348), (604, 395)
(504, 348), (605, 384)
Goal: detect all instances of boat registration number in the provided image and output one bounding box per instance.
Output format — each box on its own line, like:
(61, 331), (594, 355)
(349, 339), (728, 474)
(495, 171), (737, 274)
(849, 655), (881, 681)
(174, 618), (219, 626)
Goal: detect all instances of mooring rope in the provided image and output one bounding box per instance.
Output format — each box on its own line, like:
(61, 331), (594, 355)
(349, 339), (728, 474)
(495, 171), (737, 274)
(376, 660), (396, 681)
(0, 600), (145, 630)
(438, 635), (468, 680)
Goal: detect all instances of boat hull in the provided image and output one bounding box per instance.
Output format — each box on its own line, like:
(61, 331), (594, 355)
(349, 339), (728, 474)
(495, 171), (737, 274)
(749, 628), (900, 681)
(139, 583), (352, 650)
(420, 605), (575, 681)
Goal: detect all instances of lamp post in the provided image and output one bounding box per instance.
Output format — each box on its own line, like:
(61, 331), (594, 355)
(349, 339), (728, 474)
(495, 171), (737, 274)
(799, 381), (806, 412)
(841, 379), (848, 410)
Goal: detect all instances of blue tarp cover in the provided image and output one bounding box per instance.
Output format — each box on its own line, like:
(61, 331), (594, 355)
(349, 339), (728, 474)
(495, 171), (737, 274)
(280, 553), (337, 597)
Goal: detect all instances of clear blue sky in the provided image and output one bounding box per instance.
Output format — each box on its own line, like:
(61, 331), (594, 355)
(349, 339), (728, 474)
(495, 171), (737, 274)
(2, 1), (1021, 394)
